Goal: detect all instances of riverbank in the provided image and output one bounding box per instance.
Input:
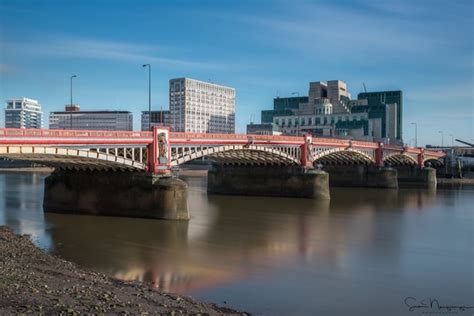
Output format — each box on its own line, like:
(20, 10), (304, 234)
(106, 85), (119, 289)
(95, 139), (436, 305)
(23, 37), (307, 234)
(0, 226), (246, 315)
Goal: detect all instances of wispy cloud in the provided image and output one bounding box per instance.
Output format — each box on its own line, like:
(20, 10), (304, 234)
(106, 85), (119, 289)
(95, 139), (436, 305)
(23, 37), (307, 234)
(213, 0), (471, 66)
(5, 35), (228, 70)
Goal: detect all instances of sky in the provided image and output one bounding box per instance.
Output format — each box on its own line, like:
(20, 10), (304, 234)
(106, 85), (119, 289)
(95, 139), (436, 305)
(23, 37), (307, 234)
(0, 0), (472, 146)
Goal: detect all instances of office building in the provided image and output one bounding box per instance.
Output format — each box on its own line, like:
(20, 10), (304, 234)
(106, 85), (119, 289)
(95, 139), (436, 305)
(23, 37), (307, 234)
(257, 80), (402, 144)
(357, 91), (403, 141)
(169, 78), (235, 133)
(49, 105), (133, 130)
(141, 110), (170, 131)
(5, 97), (42, 128)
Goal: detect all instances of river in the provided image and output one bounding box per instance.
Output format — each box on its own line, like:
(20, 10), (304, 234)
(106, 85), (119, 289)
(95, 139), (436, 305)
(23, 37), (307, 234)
(0, 172), (473, 315)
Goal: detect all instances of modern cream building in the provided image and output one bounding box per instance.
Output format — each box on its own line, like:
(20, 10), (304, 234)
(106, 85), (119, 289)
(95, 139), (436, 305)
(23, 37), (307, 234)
(169, 78), (235, 133)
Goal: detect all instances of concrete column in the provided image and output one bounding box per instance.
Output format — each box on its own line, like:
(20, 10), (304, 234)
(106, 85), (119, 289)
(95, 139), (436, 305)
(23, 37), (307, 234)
(323, 165), (398, 188)
(43, 170), (189, 220)
(207, 164), (330, 199)
(397, 166), (437, 188)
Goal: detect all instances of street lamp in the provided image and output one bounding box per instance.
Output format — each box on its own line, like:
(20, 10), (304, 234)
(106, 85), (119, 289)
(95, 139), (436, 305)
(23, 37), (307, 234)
(142, 64), (151, 131)
(410, 122), (417, 147)
(449, 134), (454, 147)
(438, 131), (444, 148)
(70, 75), (77, 130)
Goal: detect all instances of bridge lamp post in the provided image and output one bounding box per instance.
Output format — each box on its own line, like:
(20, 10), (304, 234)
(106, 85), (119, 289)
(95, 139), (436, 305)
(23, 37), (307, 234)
(142, 64), (151, 131)
(410, 122), (417, 147)
(70, 75), (77, 130)
(438, 131), (444, 148)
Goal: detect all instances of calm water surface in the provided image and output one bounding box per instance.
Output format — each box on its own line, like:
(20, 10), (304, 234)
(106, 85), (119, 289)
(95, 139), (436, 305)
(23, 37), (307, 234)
(1, 172), (473, 315)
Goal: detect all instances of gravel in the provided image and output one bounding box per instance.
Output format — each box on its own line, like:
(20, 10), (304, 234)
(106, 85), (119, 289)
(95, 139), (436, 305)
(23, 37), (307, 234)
(0, 226), (247, 315)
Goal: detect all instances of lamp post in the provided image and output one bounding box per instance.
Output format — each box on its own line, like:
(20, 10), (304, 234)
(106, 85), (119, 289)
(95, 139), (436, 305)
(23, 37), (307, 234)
(410, 122), (417, 147)
(449, 134), (454, 147)
(142, 64), (151, 131)
(438, 131), (444, 148)
(70, 75), (77, 130)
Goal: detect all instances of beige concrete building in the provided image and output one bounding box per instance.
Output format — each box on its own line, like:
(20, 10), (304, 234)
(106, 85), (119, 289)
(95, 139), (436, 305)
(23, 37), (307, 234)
(169, 78), (235, 133)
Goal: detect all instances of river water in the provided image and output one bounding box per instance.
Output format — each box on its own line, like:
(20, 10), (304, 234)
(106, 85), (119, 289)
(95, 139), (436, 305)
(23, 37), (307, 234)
(1, 172), (473, 315)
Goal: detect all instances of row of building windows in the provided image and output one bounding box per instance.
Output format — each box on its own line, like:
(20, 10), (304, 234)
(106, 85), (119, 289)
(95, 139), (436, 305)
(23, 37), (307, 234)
(275, 115), (366, 127)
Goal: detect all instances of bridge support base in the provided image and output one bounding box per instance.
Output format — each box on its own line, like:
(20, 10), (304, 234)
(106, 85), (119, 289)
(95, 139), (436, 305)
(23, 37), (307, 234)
(207, 164), (330, 199)
(323, 165), (398, 188)
(43, 170), (189, 220)
(397, 167), (437, 188)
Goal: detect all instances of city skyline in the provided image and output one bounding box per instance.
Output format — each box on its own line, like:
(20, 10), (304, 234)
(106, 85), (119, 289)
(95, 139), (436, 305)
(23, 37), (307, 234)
(1, 0), (472, 146)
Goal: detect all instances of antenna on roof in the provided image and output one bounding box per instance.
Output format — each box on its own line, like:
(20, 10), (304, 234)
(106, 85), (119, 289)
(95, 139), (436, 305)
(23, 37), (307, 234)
(362, 82), (368, 93)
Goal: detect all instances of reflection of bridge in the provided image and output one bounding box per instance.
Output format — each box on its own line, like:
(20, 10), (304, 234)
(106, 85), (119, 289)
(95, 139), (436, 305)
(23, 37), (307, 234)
(0, 128), (444, 173)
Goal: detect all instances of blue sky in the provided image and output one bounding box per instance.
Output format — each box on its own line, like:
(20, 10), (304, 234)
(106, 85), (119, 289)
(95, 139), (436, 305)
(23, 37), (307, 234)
(0, 0), (472, 146)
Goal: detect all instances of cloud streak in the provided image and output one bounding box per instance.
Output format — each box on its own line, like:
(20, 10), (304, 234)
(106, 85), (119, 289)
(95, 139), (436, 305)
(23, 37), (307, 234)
(5, 35), (227, 70)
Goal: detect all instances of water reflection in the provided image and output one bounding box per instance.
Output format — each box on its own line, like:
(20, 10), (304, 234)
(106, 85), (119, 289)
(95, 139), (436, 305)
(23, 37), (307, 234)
(1, 172), (472, 316)
(44, 177), (439, 295)
(0, 172), (52, 249)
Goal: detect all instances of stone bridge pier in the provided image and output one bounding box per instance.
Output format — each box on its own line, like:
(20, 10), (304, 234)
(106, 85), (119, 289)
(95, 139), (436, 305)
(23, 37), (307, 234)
(321, 165), (399, 189)
(207, 163), (330, 199)
(396, 166), (437, 188)
(43, 170), (189, 220)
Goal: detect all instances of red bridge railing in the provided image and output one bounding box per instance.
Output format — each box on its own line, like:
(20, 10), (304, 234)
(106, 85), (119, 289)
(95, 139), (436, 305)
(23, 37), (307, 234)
(0, 128), (444, 158)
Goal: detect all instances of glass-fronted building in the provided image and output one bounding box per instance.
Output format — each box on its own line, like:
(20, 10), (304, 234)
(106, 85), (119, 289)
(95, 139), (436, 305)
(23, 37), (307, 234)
(5, 97), (43, 129)
(357, 91), (402, 141)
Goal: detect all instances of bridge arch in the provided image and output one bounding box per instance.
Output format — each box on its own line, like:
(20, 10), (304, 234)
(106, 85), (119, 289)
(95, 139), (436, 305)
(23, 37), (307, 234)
(312, 148), (375, 165)
(423, 157), (444, 167)
(170, 145), (301, 166)
(383, 153), (418, 166)
(0, 145), (146, 171)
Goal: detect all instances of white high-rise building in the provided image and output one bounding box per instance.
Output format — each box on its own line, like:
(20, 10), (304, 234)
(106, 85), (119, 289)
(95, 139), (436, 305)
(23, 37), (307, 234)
(4, 97), (43, 128)
(169, 78), (235, 133)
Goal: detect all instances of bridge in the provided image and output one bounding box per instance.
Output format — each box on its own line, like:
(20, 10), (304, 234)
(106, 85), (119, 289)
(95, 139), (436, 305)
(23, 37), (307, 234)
(0, 127), (444, 172)
(0, 127), (444, 221)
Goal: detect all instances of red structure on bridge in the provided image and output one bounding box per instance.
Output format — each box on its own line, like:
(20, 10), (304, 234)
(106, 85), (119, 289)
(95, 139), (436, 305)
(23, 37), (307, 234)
(0, 127), (444, 175)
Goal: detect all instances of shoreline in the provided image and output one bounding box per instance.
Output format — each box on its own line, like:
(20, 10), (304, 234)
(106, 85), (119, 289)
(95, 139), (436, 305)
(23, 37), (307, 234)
(0, 226), (246, 315)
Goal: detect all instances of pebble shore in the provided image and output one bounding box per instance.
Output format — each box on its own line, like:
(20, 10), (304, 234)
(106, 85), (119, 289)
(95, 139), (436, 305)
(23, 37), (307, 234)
(0, 226), (247, 315)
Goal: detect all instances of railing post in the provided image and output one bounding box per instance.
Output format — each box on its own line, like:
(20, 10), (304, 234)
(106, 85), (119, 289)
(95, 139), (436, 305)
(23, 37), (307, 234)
(417, 148), (425, 168)
(300, 134), (313, 168)
(375, 142), (384, 167)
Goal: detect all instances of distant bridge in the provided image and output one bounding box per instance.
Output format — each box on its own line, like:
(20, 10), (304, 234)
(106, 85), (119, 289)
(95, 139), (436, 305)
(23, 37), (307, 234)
(0, 128), (445, 174)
